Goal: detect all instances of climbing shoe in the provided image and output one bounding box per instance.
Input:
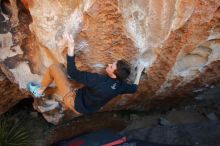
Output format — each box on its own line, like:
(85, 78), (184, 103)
(27, 82), (45, 98)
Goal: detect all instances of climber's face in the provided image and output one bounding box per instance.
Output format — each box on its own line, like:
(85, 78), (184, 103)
(106, 61), (117, 79)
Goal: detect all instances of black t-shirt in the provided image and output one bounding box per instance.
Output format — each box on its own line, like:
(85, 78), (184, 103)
(67, 55), (138, 114)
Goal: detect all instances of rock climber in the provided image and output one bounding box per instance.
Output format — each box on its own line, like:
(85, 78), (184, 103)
(27, 34), (145, 116)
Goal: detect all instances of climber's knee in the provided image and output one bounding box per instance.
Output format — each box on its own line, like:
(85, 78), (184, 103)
(49, 63), (64, 71)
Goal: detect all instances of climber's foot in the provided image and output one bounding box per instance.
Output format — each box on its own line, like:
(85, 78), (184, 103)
(27, 82), (45, 98)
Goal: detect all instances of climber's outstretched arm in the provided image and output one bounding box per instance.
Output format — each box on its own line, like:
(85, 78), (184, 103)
(134, 63), (145, 85)
(65, 34), (106, 87)
(66, 34), (75, 57)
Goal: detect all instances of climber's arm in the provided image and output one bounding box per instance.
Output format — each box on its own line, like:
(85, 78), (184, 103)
(66, 34), (75, 57)
(134, 63), (145, 85)
(66, 34), (105, 87)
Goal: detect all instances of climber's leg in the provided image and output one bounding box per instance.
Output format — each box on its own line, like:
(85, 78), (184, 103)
(41, 63), (72, 97)
(41, 63), (81, 114)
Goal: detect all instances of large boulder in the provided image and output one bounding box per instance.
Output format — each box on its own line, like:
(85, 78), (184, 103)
(0, 0), (220, 123)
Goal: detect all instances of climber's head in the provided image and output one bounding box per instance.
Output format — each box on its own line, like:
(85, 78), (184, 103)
(106, 59), (131, 81)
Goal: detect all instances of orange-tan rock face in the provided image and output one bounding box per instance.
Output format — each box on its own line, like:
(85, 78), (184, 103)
(0, 0), (220, 123)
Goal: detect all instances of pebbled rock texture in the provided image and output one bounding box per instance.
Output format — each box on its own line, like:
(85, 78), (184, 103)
(0, 0), (220, 123)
